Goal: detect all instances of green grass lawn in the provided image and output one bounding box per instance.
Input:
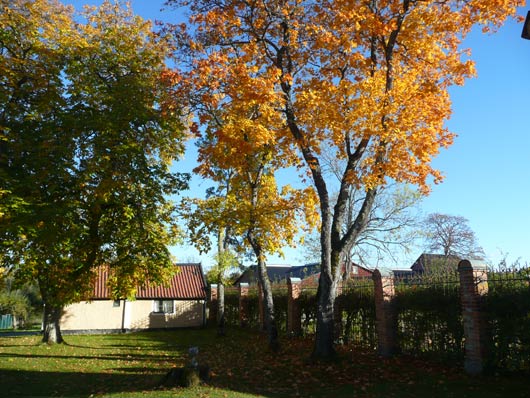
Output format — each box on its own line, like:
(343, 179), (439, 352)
(0, 327), (528, 398)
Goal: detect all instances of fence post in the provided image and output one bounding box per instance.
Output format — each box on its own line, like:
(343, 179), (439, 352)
(209, 284), (218, 325)
(458, 259), (489, 375)
(239, 282), (250, 328)
(372, 269), (397, 357)
(287, 277), (302, 336)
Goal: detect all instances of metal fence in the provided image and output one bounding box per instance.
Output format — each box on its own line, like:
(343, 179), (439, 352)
(217, 264), (530, 374)
(485, 268), (530, 372)
(394, 273), (463, 361)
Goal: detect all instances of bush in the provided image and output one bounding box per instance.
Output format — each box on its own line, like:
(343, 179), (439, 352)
(394, 276), (463, 362)
(486, 269), (530, 372)
(337, 280), (376, 349)
(299, 288), (317, 336)
(0, 291), (31, 328)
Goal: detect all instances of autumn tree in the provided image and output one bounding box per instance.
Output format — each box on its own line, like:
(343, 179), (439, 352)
(423, 213), (485, 260)
(0, 0), (188, 343)
(181, 167), (240, 337)
(181, 134), (317, 349)
(167, 0), (521, 359)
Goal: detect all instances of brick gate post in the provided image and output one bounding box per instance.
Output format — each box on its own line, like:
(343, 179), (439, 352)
(372, 269), (397, 357)
(287, 277), (302, 336)
(458, 259), (489, 375)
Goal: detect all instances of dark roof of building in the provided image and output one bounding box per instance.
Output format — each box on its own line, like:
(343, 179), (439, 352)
(288, 262), (373, 278)
(91, 264), (207, 300)
(286, 263), (320, 279)
(410, 253), (460, 274)
(233, 265), (292, 285)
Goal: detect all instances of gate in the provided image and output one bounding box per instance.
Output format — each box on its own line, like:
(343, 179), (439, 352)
(0, 314), (13, 329)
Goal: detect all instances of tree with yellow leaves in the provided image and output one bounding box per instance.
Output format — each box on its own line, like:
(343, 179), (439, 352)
(1, 0), (188, 343)
(167, 0), (522, 359)
(181, 127), (317, 349)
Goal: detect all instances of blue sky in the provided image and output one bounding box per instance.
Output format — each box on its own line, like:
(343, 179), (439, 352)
(66, 1), (530, 269)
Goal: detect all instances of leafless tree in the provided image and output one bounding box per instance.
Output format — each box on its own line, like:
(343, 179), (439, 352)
(423, 213), (485, 259)
(304, 149), (423, 271)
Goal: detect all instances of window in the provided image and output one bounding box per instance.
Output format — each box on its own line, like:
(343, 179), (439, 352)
(153, 300), (174, 314)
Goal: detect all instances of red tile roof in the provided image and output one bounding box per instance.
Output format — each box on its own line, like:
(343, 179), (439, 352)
(90, 264), (207, 300)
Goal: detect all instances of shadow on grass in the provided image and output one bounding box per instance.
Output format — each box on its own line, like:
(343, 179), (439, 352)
(0, 369), (163, 397)
(2, 329), (529, 398)
(0, 351), (178, 362)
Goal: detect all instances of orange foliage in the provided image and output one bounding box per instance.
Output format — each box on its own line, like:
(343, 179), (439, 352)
(171, 0), (522, 195)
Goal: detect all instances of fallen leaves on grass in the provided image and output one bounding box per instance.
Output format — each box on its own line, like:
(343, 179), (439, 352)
(192, 330), (483, 398)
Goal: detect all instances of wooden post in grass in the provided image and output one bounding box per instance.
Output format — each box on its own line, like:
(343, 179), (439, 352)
(458, 259), (489, 375)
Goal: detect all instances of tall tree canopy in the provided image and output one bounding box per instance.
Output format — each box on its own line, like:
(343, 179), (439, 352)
(0, 0), (189, 343)
(166, 0), (522, 359)
(423, 213), (485, 259)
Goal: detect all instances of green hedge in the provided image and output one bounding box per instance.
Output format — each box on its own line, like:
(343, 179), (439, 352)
(336, 281), (376, 349)
(299, 288), (317, 336)
(394, 280), (463, 362)
(223, 288), (240, 326)
(220, 267), (530, 374)
(485, 271), (530, 373)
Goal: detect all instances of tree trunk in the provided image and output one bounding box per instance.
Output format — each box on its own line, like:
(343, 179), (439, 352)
(312, 267), (338, 359)
(217, 282), (225, 336)
(42, 304), (64, 344)
(256, 255), (279, 351)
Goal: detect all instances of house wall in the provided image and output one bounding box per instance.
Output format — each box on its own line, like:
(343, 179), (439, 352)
(61, 299), (204, 331)
(61, 300), (123, 331)
(352, 265), (373, 278)
(128, 300), (204, 329)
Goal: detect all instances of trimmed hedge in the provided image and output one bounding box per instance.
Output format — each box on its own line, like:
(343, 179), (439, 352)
(219, 265), (530, 374)
(394, 281), (463, 361)
(485, 270), (530, 372)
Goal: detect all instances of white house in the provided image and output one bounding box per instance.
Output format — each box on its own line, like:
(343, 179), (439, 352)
(60, 263), (207, 332)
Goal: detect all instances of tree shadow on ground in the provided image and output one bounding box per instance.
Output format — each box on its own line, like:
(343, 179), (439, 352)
(0, 369), (163, 397)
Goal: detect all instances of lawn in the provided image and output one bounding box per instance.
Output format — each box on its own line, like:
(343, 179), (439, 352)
(0, 327), (528, 398)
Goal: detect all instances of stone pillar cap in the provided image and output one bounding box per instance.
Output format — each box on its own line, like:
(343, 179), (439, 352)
(288, 277), (302, 283)
(239, 282), (249, 287)
(373, 267), (394, 278)
(210, 284), (218, 288)
(458, 259), (488, 271)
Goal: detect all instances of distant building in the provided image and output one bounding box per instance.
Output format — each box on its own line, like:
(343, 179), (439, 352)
(391, 269), (414, 279)
(233, 264), (293, 286)
(286, 263), (320, 279)
(410, 253), (460, 275)
(233, 261), (374, 287)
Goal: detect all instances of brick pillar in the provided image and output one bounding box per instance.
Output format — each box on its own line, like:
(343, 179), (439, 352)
(458, 259), (489, 375)
(239, 283), (249, 328)
(209, 284), (218, 325)
(287, 277), (302, 336)
(372, 269), (397, 357)
(257, 283), (265, 330)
